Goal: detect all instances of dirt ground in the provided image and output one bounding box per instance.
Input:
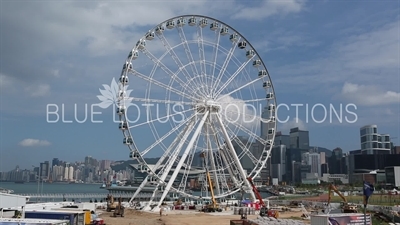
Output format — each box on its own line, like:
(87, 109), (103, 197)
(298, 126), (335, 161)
(101, 208), (308, 225)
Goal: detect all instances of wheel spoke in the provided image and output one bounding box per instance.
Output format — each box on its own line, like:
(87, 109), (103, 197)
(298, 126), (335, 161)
(196, 25), (210, 96)
(141, 47), (199, 96)
(214, 113), (256, 200)
(157, 110), (210, 207)
(128, 97), (194, 106)
(226, 127), (258, 164)
(128, 107), (193, 129)
(140, 113), (196, 156)
(214, 54), (255, 97)
(223, 115), (267, 144)
(129, 69), (197, 101)
(155, 33), (205, 96)
(216, 76), (265, 101)
(176, 26), (207, 96)
(210, 29), (221, 91)
(212, 37), (241, 96)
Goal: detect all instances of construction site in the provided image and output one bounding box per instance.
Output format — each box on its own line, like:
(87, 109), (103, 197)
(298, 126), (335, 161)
(99, 182), (400, 225)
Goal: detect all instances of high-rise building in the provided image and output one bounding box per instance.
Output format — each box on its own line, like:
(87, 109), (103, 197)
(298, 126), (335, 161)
(309, 153), (321, 177)
(289, 127), (309, 150)
(52, 165), (64, 181)
(52, 158), (60, 167)
(270, 145), (286, 182)
(68, 166), (74, 181)
(360, 125), (391, 154)
(320, 152), (326, 164)
(274, 132), (290, 147)
(64, 163), (70, 181)
(392, 146), (400, 154)
(39, 161), (50, 180)
(100, 160), (112, 171)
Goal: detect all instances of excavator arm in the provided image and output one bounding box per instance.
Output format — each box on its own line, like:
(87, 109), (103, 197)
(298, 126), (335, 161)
(328, 184), (347, 204)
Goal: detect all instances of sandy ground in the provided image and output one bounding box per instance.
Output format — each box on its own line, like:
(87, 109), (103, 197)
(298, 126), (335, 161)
(101, 208), (309, 225)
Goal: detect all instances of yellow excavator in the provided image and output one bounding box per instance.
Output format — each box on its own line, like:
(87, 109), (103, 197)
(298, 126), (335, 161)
(327, 184), (358, 213)
(200, 152), (222, 213)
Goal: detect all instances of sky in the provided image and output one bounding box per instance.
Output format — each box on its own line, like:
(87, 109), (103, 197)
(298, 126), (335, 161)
(0, 0), (399, 171)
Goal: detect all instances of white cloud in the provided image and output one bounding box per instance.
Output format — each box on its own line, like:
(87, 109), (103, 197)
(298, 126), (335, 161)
(232, 0), (306, 20)
(25, 84), (51, 97)
(19, 139), (51, 147)
(217, 95), (261, 130)
(279, 117), (307, 133)
(340, 82), (400, 106)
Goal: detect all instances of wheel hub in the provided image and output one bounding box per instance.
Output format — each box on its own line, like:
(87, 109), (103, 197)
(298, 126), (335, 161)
(195, 98), (221, 113)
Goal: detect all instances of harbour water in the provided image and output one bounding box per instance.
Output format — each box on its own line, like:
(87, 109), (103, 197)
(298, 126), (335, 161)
(0, 182), (271, 203)
(0, 182), (107, 194)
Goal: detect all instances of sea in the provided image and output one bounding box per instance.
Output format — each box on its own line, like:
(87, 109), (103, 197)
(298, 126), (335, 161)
(0, 182), (271, 203)
(0, 182), (108, 202)
(0, 182), (107, 194)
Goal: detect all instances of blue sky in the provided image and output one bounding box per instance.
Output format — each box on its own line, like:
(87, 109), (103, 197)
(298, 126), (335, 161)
(1, 0), (399, 171)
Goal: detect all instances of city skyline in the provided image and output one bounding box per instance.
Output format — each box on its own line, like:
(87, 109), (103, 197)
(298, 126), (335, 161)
(1, 124), (397, 172)
(1, 1), (399, 171)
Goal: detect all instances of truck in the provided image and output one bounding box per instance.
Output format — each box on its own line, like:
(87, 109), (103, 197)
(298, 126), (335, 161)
(0, 218), (69, 225)
(24, 210), (85, 225)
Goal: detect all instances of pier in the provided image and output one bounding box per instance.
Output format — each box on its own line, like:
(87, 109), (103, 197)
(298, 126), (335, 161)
(17, 193), (164, 202)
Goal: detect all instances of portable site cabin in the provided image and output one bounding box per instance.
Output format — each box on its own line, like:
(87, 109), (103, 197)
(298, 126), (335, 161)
(0, 192), (28, 218)
(50, 208), (91, 225)
(24, 210), (85, 225)
(0, 218), (69, 225)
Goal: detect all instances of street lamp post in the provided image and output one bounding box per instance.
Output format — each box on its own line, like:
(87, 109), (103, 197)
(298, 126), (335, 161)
(38, 168), (41, 202)
(32, 165), (40, 202)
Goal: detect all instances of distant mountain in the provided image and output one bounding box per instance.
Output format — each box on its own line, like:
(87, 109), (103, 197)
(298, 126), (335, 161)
(110, 158), (160, 172)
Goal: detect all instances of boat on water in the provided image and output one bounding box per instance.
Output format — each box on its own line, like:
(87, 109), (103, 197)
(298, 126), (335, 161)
(0, 187), (14, 194)
(14, 181), (25, 184)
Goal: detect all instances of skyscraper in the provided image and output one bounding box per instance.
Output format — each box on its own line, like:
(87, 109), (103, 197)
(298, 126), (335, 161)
(360, 125), (391, 154)
(52, 158), (60, 167)
(274, 131), (290, 147)
(289, 127), (309, 150)
(39, 161), (50, 180)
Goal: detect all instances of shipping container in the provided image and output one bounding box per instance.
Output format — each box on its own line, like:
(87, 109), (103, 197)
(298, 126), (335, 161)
(311, 213), (371, 225)
(24, 210), (85, 225)
(0, 218), (69, 225)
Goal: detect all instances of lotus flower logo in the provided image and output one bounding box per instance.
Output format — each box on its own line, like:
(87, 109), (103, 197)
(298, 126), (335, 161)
(97, 78), (133, 109)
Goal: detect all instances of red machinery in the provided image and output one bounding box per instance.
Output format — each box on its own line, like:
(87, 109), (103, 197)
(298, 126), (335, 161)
(247, 177), (279, 218)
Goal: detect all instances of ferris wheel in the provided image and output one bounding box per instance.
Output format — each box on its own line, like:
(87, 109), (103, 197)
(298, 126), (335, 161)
(117, 15), (277, 211)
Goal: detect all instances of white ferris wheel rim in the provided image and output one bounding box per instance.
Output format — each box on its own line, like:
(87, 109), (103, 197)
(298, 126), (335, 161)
(117, 15), (277, 201)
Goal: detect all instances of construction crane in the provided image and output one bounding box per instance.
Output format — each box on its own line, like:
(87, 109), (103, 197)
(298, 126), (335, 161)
(247, 177), (278, 218)
(200, 152), (222, 212)
(327, 183), (358, 213)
